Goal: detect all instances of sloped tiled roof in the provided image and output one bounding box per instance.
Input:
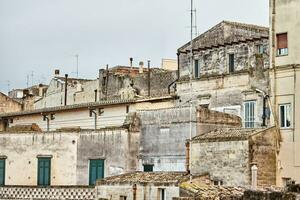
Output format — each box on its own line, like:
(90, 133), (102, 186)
(191, 128), (267, 143)
(180, 181), (245, 199)
(97, 172), (188, 185)
(178, 20), (269, 52)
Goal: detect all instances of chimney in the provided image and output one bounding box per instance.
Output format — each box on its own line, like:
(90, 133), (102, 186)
(130, 57), (133, 70)
(251, 164), (258, 189)
(54, 69), (60, 77)
(64, 74), (68, 106)
(139, 61), (144, 74)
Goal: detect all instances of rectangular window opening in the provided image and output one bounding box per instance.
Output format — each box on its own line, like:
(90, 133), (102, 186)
(244, 101), (256, 128)
(279, 104), (291, 128)
(277, 33), (288, 56)
(159, 188), (166, 200)
(0, 159), (5, 186)
(143, 164), (154, 172)
(228, 54), (235, 73)
(38, 157), (51, 186)
(194, 59), (200, 78)
(89, 159), (104, 185)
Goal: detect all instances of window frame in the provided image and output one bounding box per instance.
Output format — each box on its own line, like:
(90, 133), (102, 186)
(276, 33), (288, 56)
(143, 164), (154, 172)
(279, 103), (292, 129)
(0, 158), (6, 186)
(37, 157), (51, 186)
(89, 159), (105, 186)
(159, 188), (166, 200)
(228, 53), (235, 73)
(194, 59), (200, 78)
(244, 101), (256, 128)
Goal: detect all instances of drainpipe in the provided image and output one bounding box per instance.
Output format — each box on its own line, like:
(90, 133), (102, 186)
(64, 74), (68, 106)
(90, 109), (97, 130)
(147, 60), (151, 97)
(130, 57), (133, 72)
(43, 115), (50, 132)
(177, 52), (180, 79)
(94, 89), (97, 102)
(262, 95), (269, 127)
(185, 141), (190, 174)
(132, 184), (137, 200)
(105, 65), (109, 100)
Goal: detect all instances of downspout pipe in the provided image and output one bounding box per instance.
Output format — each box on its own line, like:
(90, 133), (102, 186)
(132, 184), (137, 200)
(90, 109), (97, 130)
(64, 74), (68, 106)
(147, 60), (151, 97)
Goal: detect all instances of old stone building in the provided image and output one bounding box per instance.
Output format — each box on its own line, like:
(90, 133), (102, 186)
(190, 126), (278, 187)
(176, 21), (270, 128)
(35, 64), (177, 109)
(138, 106), (241, 172)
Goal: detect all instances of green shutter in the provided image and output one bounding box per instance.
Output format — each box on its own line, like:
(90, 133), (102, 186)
(38, 158), (51, 186)
(89, 159), (104, 185)
(0, 159), (5, 186)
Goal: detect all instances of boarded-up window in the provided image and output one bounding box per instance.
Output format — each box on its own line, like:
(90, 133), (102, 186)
(277, 33), (288, 56)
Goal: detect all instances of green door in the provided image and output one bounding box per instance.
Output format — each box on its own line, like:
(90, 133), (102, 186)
(38, 158), (51, 186)
(89, 159), (104, 185)
(0, 159), (5, 186)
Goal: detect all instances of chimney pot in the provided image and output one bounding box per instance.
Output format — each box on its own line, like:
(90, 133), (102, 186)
(139, 61), (144, 73)
(54, 69), (60, 77)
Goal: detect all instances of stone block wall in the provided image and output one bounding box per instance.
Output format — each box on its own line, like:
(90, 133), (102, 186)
(249, 127), (277, 186)
(191, 140), (250, 186)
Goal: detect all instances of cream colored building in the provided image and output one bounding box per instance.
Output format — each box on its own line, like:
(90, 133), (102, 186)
(269, 0), (300, 186)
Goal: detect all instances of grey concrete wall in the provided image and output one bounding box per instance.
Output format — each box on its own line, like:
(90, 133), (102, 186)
(76, 129), (139, 185)
(138, 107), (198, 172)
(191, 140), (250, 186)
(0, 129), (139, 186)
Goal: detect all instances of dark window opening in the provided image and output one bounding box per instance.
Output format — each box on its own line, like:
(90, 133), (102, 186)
(277, 33), (288, 56)
(126, 105), (130, 113)
(194, 59), (200, 78)
(120, 196), (127, 200)
(229, 54), (235, 73)
(143, 164), (154, 172)
(159, 188), (165, 200)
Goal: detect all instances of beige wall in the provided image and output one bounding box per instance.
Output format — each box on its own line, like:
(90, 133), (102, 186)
(270, 0), (300, 186)
(0, 129), (139, 186)
(161, 59), (178, 71)
(96, 183), (180, 200)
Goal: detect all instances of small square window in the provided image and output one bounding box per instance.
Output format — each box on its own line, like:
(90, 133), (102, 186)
(143, 164), (154, 172)
(279, 104), (291, 128)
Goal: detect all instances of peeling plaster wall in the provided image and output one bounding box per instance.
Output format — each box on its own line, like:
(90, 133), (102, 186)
(0, 130), (139, 186)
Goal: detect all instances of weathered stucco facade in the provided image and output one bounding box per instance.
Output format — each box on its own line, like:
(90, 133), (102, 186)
(269, 0), (300, 186)
(138, 106), (241, 172)
(0, 129), (139, 186)
(176, 21), (270, 128)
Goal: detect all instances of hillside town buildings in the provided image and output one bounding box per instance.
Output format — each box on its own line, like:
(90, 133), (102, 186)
(0, 0), (299, 199)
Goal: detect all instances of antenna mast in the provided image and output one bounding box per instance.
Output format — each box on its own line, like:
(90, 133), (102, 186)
(75, 54), (79, 78)
(189, 0), (194, 182)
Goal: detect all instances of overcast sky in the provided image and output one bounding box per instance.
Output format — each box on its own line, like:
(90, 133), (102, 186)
(0, 0), (269, 93)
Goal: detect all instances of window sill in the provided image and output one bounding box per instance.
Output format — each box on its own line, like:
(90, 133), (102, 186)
(276, 54), (289, 57)
(279, 127), (294, 131)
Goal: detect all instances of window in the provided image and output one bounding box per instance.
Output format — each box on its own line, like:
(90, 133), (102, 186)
(244, 101), (256, 128)
(119, 196), (127, 200)
(143, 164), (154, 172)
(89, 159), (104, 185)
(277, 33), (288, 56)
(126, 105), (130, 113)
(279, 104), (291, 128)
(0, 159), (5, 186)
(194, 59), (200, 78)
(38, 157), (51, 186)
(257, 45), (264, 54)
(159, 188), (166, 200)
(228, 54), (235, 73)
